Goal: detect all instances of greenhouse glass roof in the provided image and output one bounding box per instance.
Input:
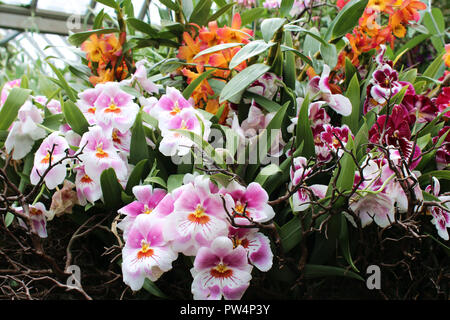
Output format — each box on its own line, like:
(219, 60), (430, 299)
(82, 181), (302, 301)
(0, 0), (162, 68)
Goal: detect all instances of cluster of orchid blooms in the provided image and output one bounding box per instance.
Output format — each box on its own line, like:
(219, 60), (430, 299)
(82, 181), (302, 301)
(1, 0), (449, 299)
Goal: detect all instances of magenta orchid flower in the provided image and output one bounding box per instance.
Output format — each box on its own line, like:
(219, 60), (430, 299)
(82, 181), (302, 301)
(78, 125), (128, 182)
(30, 132), (70, 190)
(191, 236), (253, 300)
(94, 82), (139, 133)
(117, 185), (168, 240)
(220, 181), (275, 223)
(122, 216), (178, 291)
(127, 60), (159, 94)
(228, 218), (273, 272)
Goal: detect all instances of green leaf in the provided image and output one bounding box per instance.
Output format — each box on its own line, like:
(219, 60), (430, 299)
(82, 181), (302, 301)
(255, 164), (281, 186)
(193, 43), (244, 61)
(144, 175), (168, 189)
(68, 28), (120, 47)
(284, 25), (328, 46)
(0, 88), (31, 131)
(208, 2), (235, 22)
(320, 43), (337, 69)
(47, 62), (78, 102)
(339, 215), (359, 272)
(93, 9), (105, 29)
(229, 40), (275, 70)
(261, 18), (286, 43)
(182, 0), (194, 21)
(95, 0), (119, 10)
(295, 95), (315, 158)
(62, 100), (90, 136)
(142, 278), (168, 299)
(130, 112), (150, 165)
(127, 18), (158, 37)
(280, 0), (294, 17)
(159, 0), (180, 11)
(422, 8), (445, 52)
(182, 68), (217, 100)
(280, 45), (313, 66)
(342, 73), (360, 133)
(125, 159), (150, 194)
(189, 0), (212, 25)
(219, 63), (271, 104)
(243, 92), (282, 113)
(394, 34), (431, 59)
(167, 174), (185, 192)
(240, 7), (266, 27)
(419, 171), (450, 184)
(141, 112), (159, 129)
(325, 0), (369, 41)
(280, 216), (302, 253)
(422, 52), (445, 80)
(4, 212), (14, 228)
(283, 31), (296, 90)
(100, 168), (124, 210)
(303, 264), (364, 281)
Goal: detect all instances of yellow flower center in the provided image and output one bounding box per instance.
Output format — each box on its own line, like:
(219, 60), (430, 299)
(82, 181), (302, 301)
(40, 152), (53, 164)
(210, 263), (233, 279)
(105, 102), (121, 114)
(137, 241), (154, 259)
(95, 146), (108, 158)
(188, 204), (210, 225)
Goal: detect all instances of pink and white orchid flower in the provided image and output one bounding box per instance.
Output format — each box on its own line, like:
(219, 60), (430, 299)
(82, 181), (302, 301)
(78, 125), (128, 182)
(228, 218), (273, 272)
(30, 132), (70, 190)
(117, 185), (168, 240)
(191, 236), (253, 300)
(122, 216), (178, 291)
(5, 101), (46, 160)
(16, 202), (49, 238)
(220, 181), (275, 223)
(74, 165), (103, 206)
(425, 177), (450, 240)
(308, 65), (352, 116)
(94, 82), (139, 133)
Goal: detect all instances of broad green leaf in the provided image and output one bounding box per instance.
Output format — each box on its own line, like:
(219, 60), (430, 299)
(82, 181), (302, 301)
(394, 34), (431, 58)
(100, 168), (124, 210)
(141, 111), (159, 129)
(423, 52), (445, 80)
(4, 212), (14, 228)
(142, 279), (168, 299)
(422, 8), (445, 52)
(189, 0), (212, 25)
(320, 43), (337, 69)
(325, 0), (369, 41)
(280, 45), (313, 66)
(95, 0), (119, 10)
(167, 174), (185, 192)
(283, 31), (296, 90)
(159, 0), (180, 11)
(339, 215), (359, 272)
(303, 264), (364, 281)
(419, 170), (450, 184)
(342, 73), (360, 133)
(125, 159), (150, 194)
(47, 62), (78, 102)
(280, 216), (302, 253)
(127, 18), (158, 37)
(193, 43), (244, 61)
(130, 112), (150, 165)
(280, 0), (294, 17)
(219, 63), (271, 104)
(68, 28), (119, 46)
(261, 18), (286, 43)
(295, 95), (315, 158)
(182, 0), (194, 21)
(0, 88), (31, 131)
(254, 164), (281, 186)
(62, 100), (90, 136)
(240, 8), (266, 27)
(229, 40), (275, 70)
(143, 175), (168, 189)
(208, 2), (235, 22)
(284, 25), (328, 46)
(243, 93), (282, 114)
